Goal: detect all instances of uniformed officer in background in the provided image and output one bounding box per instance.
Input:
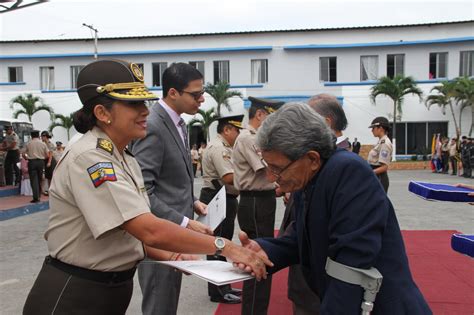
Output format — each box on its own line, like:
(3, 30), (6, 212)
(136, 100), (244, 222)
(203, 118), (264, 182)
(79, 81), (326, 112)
(233, 96), (283, 315)
(1, 125), (20, 186)
(24, 130), (48, 203)
(460, 136), (472, 178)
(200, 114), (244, 304)
(368, 117), (393, 192)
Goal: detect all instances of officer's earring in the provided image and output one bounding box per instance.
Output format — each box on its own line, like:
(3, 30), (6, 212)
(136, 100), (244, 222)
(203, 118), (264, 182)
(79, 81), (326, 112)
(107, 120), (111, 125)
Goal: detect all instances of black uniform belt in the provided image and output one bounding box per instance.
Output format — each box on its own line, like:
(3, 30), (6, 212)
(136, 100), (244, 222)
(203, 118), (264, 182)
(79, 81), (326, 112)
(201, 187), (238, 199)
(370, 164), (387, 174)
(240, 190), (276, 197)
(28, 158), (43, 161)
(45, 256), (136, 284)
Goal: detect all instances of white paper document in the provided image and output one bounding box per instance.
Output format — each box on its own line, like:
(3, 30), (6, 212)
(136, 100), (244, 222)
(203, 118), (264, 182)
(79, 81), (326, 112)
(197, 186), (226, 231)
(158, 260), (254, 286)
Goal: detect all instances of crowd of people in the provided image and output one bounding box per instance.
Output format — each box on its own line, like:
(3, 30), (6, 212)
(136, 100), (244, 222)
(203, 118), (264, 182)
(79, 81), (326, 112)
(1, 126), (65, 202)
(431, 134), (473, 178)
(15, 58), (438, 314)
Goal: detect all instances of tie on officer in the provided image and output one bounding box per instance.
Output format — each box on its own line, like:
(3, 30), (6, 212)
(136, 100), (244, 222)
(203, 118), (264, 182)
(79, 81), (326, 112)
(200, 114), (245, 304)
(232, 97), (283, 315)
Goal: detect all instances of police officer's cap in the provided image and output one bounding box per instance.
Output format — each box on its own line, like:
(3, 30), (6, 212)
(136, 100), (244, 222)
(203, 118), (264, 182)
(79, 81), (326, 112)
(248, 96), (284, 114)
(76, 59), (158, 105)
(4, 124), (12, 130)
(41, 130), (52, 138)
(368, 116), (390, 129)
(30, 130), (40, 137)
(217, 114), (244, 129)
(56, 141), (63, 146)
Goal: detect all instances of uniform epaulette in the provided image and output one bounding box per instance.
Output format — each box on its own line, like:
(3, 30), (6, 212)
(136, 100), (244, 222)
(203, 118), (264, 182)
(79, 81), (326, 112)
(96, 138), (113, 155)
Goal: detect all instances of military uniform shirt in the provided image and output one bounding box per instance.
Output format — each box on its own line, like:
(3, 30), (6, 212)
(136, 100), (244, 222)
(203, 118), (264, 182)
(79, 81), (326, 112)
(45, 140), (55, 153)
(4, 132), (19, 150)
(233, 126), (275, 191)
(368, 135), (393, 166)
(45, 127), (150, 271)
(202, 134), (239, 196)
(25, 138), (49, 159)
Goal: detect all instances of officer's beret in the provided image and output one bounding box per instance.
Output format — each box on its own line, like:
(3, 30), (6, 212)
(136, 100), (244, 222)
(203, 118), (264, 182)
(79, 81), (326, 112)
(76, 59), (158, 105)
(248, 96), (284, 114)
(368, 116), (391, 129)
(217, 114), (244, 129)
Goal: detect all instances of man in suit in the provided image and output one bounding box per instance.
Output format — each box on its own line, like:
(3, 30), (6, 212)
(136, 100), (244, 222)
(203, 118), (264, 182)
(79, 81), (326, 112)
(352, 137), (361, 155)
(130, 62), (212, 315)
(238, 103), (431, 314)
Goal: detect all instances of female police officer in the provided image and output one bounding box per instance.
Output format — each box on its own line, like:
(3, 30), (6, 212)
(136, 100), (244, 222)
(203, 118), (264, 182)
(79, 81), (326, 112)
(368, 116), (393, 192)
(23, 59), (271, 315)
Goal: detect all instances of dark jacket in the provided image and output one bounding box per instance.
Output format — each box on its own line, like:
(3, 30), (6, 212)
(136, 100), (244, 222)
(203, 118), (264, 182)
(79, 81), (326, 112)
(257, 149), (431, 314)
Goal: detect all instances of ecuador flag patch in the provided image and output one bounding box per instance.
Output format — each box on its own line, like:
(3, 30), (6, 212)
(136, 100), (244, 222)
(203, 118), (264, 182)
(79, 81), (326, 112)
(87, 162), (117, 188)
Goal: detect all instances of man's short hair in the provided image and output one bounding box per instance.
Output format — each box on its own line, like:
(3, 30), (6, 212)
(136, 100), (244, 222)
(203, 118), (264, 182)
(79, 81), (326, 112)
(307, 94), (348, 132)
(162, 63), (203, 98)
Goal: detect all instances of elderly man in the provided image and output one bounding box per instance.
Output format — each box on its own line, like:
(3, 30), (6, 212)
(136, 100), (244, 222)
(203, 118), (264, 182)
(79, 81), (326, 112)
(239, 103), (431, 314)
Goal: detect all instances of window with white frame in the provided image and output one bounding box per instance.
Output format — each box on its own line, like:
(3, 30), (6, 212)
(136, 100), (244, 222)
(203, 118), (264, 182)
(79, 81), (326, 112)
(319, 57), (337, 82)
(189, 61), (205, 80)
(70, 65), (85, 88)
(8, 67), (23, 83)
(40, 66), (55, 90)
(213, 60), (229, 84)
(429, 52), (448, 79)
(251, 59), (268, 84)
(459, 51), (473, 77)
(387, 54), (404, 78)
(152, 62), (167, 86)
(360, 56), (378, 81)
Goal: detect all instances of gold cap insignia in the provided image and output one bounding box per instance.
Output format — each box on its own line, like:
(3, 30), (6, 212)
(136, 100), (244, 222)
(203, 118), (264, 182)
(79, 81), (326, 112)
(97, 138), (114, 155)
(130, 63), (144, 82)
(228, 120), (243, 129)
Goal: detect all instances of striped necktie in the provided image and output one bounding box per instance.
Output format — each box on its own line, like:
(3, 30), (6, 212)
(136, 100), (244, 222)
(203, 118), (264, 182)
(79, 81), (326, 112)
(178, 118), (190, 153)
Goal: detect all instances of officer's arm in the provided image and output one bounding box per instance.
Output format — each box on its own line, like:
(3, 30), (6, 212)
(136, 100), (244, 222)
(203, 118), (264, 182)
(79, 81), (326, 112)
(221, 173), (233, 185)
(322, 159), (389, 314)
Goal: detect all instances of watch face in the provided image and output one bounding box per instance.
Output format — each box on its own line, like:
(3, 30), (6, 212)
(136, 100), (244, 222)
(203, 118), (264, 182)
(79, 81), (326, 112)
(215, 238), (225, 249)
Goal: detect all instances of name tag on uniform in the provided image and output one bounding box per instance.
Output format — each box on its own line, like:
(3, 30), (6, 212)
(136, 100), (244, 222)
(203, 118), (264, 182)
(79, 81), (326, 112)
(87, 162), (117, 188)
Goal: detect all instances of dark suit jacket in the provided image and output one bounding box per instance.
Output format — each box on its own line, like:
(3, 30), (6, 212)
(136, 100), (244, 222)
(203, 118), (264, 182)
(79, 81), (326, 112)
(257, 149), (431, 314)
(130, 102), (195, 224)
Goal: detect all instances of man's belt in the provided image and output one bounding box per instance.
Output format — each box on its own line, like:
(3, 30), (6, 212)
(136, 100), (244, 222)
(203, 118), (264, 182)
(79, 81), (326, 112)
(201, 187), (238, 199)
(240, 190), (276, 197)
(45, 256), (136, 284)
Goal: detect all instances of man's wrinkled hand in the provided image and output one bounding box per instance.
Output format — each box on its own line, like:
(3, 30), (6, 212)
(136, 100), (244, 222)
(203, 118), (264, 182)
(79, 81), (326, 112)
(187, 219), (213, 235)
(228, 232), (272, 278)
(193, 200), (208, 215)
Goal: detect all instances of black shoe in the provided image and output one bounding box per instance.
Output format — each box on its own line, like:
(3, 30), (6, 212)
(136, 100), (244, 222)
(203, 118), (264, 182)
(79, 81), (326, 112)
(210, 293), (241, 304)
(226, 288), (242, 296)
(30, 199), (40, 203)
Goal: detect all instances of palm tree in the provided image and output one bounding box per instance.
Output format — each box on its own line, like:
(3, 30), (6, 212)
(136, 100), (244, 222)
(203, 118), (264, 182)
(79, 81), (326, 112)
(452, 76), (474, 136)
(426, 80), (460, 140)
(49, 113), (75, 140)
(188, 108), (218, 142)
(204, 81), (243, 116)
(370, 75), (423, 160)
(9, 93), (54, 122)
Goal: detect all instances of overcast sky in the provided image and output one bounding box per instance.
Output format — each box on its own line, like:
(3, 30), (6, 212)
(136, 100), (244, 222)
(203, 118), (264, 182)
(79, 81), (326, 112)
(0, 0), (472, 41)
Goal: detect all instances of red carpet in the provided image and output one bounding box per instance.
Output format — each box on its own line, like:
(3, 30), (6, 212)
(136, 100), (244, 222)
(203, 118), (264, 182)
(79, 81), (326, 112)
(215, 230), (474, 315)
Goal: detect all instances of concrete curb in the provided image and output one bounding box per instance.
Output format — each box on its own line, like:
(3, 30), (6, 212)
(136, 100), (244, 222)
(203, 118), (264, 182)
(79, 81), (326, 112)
(0, 201), (49, 221)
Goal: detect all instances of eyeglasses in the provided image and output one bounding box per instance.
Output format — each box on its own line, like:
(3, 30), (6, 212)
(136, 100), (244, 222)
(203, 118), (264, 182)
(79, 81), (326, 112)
(180, 90), (205, 101)
(261, 158), (298, 180)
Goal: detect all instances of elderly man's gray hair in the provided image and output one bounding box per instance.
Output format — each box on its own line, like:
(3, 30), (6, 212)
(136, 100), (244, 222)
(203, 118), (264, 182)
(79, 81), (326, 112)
(256, 102), (336, 161)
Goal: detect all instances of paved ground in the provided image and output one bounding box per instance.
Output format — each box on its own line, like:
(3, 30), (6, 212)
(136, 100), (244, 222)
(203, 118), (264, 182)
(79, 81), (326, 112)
(0, 170), (472, 315)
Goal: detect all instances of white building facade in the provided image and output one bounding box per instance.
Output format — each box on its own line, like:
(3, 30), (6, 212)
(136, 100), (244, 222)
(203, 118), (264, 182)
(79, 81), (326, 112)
(1, 21), (472, 156)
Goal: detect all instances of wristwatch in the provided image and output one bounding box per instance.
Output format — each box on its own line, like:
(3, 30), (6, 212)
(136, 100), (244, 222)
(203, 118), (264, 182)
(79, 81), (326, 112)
(214, 237), (226, 256)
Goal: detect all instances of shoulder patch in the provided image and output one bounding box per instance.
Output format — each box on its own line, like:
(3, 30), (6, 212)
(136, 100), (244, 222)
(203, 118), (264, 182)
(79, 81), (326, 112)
(87, 162), (117, 188)
(222, 151), (231, 160)
(381, 150), (389, 158)
(97, 138), (113, 155)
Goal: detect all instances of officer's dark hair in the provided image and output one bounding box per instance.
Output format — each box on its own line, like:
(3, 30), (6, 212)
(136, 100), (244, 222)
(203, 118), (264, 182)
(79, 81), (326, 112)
(73, 96), (115, 134)
(217, 121), (234, 134)
(162, 63), (203, 98)
(249, 106), (268, 119)
(307, 94), (348, 132)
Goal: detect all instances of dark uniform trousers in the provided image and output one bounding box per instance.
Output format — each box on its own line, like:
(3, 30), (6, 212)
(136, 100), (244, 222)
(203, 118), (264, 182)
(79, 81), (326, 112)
(370, 165), (389, 192)
(199, 187), (238, 298)
(28, 159), (44, 201)
(461, 143), (471, 178)
(4, 149), (20, 185)
(237, 190), (276, 315)
(24, 256), (134, 315)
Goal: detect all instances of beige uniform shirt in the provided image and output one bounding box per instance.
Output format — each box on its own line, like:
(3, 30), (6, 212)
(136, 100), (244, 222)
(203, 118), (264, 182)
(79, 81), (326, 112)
(202, 134), (239, 196)
(25, 138), (48, 159)
(368, 135), (393, 166)
(45, 140), (55, 153)
(45, 127), (150, 271)
(233, 126), (275, 191)
(4, 132), (19, 150)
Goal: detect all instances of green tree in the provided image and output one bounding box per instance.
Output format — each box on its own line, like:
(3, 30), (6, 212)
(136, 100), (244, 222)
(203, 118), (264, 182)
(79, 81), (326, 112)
(425, 80), (460, 140)
(9, 93), (54, 122)
(370, 75), (423, 160)
(49, 113), (75, 140)
(188, 108), (218, 142)
(452, 76), (474, 136)
(204, 81), (243, 116)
